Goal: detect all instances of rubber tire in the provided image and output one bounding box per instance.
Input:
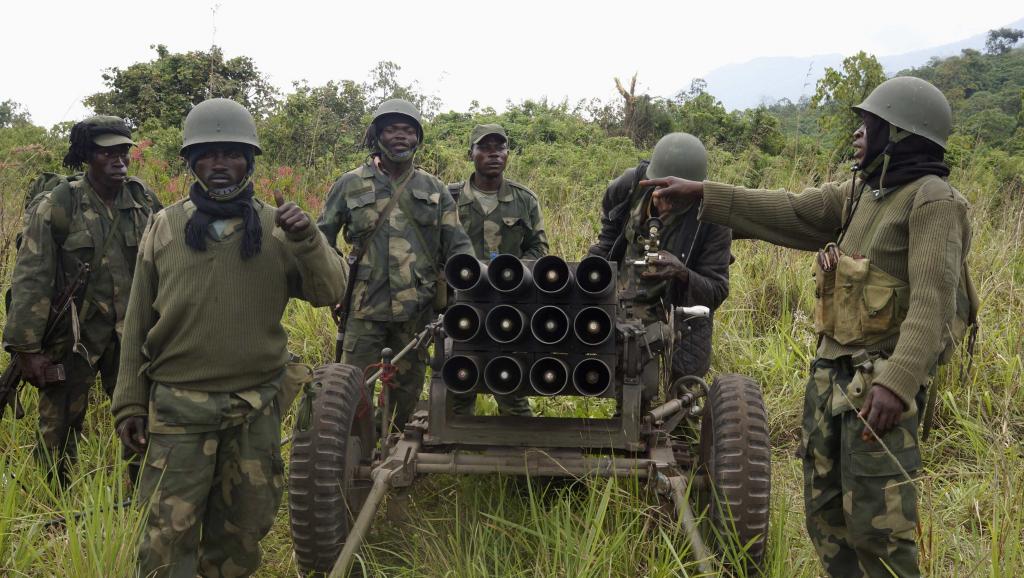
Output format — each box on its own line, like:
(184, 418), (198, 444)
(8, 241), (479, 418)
(697, 373), (771, 571)
(289, 363), (375, 575)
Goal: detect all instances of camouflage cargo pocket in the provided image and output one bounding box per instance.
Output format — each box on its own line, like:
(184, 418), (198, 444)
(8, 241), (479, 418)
(844, 409), (921, 477)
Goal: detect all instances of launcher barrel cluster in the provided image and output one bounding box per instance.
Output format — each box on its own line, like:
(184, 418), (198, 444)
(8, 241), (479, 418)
(441, 255), (618, 398)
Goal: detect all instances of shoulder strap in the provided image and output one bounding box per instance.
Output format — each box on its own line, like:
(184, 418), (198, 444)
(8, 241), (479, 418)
(49, 180), (78, 247)
(349, 169), (415, 264)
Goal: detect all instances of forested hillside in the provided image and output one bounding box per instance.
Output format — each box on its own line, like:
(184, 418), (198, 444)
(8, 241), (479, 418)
(1, 36), (1022, 577)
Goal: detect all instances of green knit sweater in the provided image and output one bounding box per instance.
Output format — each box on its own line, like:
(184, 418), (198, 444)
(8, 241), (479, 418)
(111, 198), (346, 425)
(699, 175), (970, 408)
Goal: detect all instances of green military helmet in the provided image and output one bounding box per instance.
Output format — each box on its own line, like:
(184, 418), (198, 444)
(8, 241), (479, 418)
(852, 76), (952, 150)
(646, 132), (708, 181)
(180, 98), (262, 155)
(370, 98), (424, 140)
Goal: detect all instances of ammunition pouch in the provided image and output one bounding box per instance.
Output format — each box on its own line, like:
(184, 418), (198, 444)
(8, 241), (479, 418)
(814, 254), (909, 346)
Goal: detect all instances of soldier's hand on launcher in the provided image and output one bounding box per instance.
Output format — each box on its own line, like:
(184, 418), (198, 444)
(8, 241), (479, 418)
(273, 190), (312, 235)
(641, 250), (690, 284)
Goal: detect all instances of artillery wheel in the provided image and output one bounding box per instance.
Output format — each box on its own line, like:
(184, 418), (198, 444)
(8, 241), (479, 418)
(696, 373), (771, 570)
(289, 363), (375, 574)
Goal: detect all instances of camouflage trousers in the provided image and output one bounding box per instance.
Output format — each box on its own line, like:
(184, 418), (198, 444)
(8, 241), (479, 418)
(35, 339), (120, 486)
(137, 402), (284, 578)
(342, 312), (435, 431)
(801, 357), (924, 578)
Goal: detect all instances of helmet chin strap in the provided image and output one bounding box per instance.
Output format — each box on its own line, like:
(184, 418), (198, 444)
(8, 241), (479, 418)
(858, 124), (912, 195)
(380, 143), (417, 164)
(191, 167), (254, 202)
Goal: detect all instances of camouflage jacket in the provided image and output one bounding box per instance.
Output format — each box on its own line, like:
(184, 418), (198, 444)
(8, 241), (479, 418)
(318, 160), (472, 322)
(3, 177), (161, 364)
(447, 176), (548, 260)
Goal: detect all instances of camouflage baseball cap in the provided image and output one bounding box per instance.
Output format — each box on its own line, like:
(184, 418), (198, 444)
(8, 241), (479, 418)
(470, 124), (507, 147)
(83, 115), (135, 147)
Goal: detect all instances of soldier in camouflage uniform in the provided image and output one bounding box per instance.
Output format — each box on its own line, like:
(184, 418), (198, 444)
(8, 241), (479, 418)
(644, 78), (972, 578)
(319, 99), (473, 431)
(2, 115), (161, 486)
(447, 124), (547, 416)
(111, 98), (345, 578)
(588, 133), (731, 401)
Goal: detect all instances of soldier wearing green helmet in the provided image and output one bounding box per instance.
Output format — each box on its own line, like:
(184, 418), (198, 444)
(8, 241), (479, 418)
(588, 132), (732, 401)
(3, 115), (161, 487)
(644, 77), (975, 578)
(319, 98), (472, 432)
(112, 97), (346, 577)
(447, 123), (548, 417)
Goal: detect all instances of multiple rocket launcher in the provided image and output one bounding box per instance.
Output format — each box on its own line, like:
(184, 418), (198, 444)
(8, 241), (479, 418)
(441, 254), (619, 399)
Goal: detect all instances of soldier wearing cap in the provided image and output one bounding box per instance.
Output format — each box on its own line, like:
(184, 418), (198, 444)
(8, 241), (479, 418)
(111, 98), (346, 577)
(588, 133), (732, 400)
(319, 99), (472, 431)
(447, 123), (548, 416)
(644, 77), (973, 578)
(3, 115), (161, 486)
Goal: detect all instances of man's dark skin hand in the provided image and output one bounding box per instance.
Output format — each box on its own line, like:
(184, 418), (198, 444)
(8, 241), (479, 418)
(859, 385), (905, 441)
(16, 352), (54, 387)
(641, 176), (705, 205)
(273, 190), (312, 235)
(117, 416), (148, 454)
(640, 250), (690, 286)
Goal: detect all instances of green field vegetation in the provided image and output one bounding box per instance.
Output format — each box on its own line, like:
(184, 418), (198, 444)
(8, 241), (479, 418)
(1, 40), (1022, 577)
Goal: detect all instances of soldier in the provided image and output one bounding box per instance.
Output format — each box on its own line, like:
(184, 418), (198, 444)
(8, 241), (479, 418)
(2, 115), (161, 486)
(588, 133), (731, 399)
(319, 98), (472, 431)
(447, 123), (547, 416)
(111, 98), (345, 577)
(644, 77), (972, 578)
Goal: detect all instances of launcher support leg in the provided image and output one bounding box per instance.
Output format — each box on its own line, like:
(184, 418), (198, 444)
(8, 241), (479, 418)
(328, 468), (395, 578)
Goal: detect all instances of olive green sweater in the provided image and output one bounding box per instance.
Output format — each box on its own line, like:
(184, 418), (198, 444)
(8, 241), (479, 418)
(699, 175), (970, 408)
(112, 198), (346, 425)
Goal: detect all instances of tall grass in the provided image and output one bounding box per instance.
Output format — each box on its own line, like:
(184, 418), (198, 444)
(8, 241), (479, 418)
(0, 122), (1021, 577)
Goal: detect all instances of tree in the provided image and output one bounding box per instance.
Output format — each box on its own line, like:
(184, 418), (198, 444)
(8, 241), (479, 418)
(613, 74), (674, 148)
(0, 99), (31, 128)
(811, 51), (886, 151)
(84, 44), (278, 128)
(260, 80), (369, 168)
(984, 28), (1024, 56)
(362, 61), (441, 119)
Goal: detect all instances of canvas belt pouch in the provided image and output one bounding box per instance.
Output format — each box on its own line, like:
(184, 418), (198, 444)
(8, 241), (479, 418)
(276, 358), (314, 415)
(831, 353), (892, 416)
(817, 254), (909, 346)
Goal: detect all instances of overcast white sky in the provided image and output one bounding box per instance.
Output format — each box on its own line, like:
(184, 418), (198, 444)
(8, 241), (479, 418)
(2, 0), (1021, 127)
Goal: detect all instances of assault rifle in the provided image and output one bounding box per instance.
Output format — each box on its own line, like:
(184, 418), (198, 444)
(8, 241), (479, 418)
(1, 262), (91, 419)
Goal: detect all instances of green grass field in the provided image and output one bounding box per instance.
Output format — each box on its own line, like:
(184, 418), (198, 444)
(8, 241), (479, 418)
(0, 133), (1021, 577)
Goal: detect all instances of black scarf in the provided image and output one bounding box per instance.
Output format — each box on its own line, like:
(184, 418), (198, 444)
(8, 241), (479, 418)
(185, 182), (262, 259)
(860, 113), (950, 190)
